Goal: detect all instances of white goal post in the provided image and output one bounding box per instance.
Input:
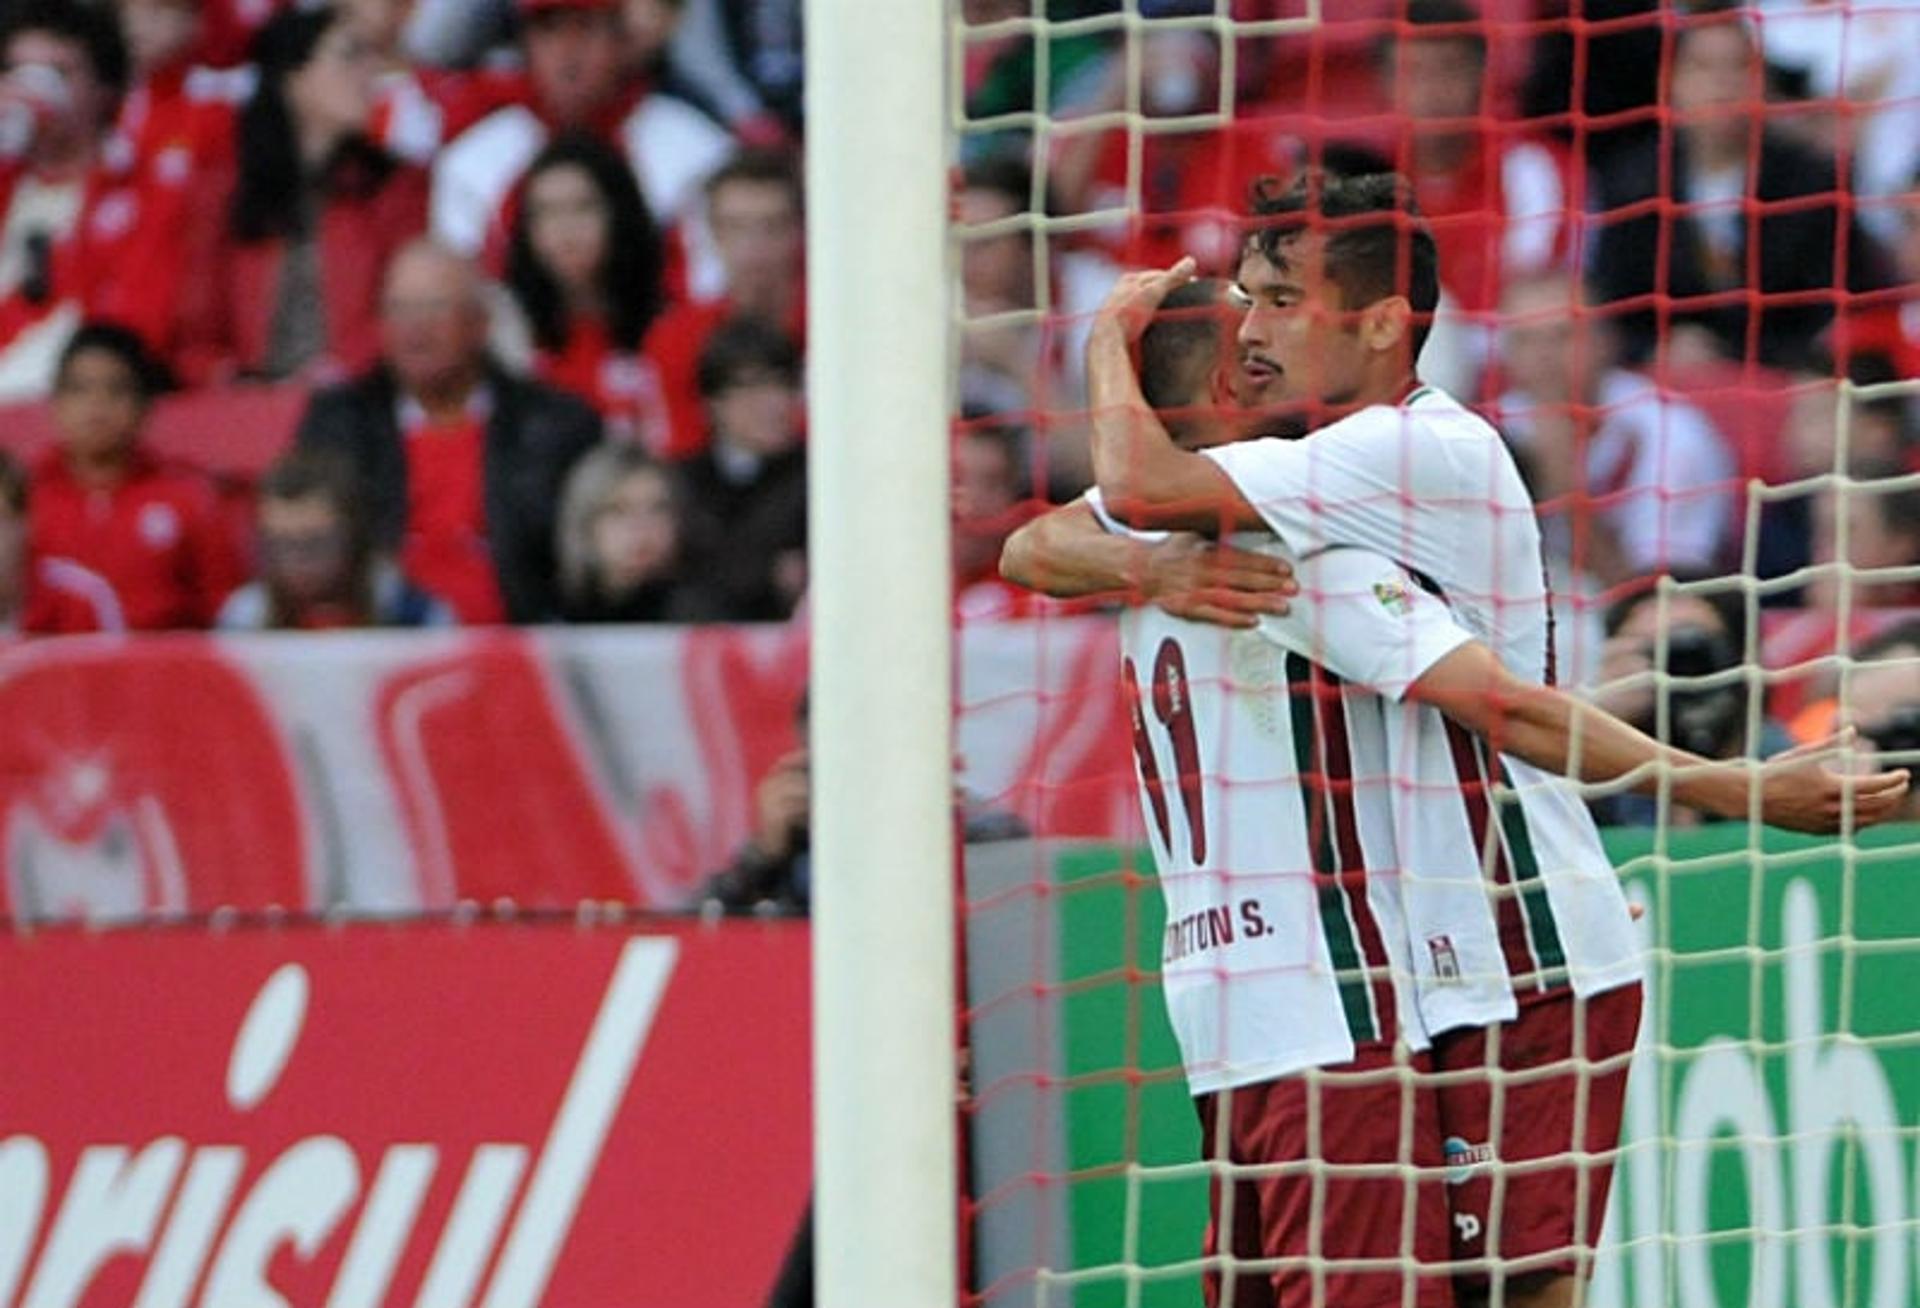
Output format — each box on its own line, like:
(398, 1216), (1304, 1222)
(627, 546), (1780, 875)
(805, 1), (959, 1306)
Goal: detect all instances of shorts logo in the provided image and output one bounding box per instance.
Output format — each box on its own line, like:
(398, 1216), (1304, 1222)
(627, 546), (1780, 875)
(1428, 934), (1460, 983)
(1454, 1211), (1483, 1244)
(1372, 580), (1413, 616)
(1443, 1135), (1494, 1185)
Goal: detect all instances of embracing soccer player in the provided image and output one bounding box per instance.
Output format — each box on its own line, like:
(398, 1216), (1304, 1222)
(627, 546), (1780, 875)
(1002, 171), (1911, 1308)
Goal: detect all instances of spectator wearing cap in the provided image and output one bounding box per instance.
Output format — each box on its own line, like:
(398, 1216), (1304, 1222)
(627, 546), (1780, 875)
(1589, 7), (1893, 370)
(429, 0), (733, 292)
(220, 446), (454, 630)
(24, 322), (243, 632)
(639, 147), (803, 458)
(177, 5), (427, 385)
(677, 317), (805, 621)
(504, 132), (670, 447)
(294, 239), (603, 624)
(0, 1), (212, 395)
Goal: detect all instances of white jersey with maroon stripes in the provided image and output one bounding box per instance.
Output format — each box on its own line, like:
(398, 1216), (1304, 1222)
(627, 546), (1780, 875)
(1200, 383), (1645, 1037)
(1092, 496), (1478, 1092)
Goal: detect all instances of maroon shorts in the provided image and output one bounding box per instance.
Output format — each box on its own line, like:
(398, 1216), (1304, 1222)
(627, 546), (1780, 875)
(1193, 1044), (1455, 1308)
(1430, 983), (1643, 1288)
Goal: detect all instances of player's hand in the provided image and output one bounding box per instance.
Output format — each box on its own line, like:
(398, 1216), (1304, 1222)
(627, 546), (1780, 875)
(751, 749), (812, 859)
(1143, 534), (1297, 628)
(1747, 730), (1911, 833)
(1094, 257), (1198, 344)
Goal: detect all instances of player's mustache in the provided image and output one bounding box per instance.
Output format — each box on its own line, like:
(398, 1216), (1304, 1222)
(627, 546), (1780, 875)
(1240, 351), (1284, 374)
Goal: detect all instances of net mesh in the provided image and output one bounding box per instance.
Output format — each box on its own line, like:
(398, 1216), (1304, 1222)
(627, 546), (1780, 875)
(951, 4), (1920, 1306)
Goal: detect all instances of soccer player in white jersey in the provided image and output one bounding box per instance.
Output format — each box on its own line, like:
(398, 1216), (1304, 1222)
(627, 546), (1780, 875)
(1089, 279), (1469, 1308)
(1003, 173), (1911, 1308)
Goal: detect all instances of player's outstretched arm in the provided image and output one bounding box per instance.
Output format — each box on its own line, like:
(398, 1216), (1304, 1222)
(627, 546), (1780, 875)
(998, 500), (1298, 628)
(1086, 260), (1265, 534)
(1410, 641), (1913, 834)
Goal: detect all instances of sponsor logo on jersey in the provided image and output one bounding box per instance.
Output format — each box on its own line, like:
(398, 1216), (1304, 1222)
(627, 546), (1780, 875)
(1444, 1135), (1495, 1185)
(1372, 580), (1412, 616)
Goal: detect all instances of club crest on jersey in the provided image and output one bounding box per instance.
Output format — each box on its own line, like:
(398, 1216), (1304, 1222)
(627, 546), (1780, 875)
(1372, 580), (1412, 616)
(1444, 1136), (1495, 1185)
(1428, 934), (1461, 983)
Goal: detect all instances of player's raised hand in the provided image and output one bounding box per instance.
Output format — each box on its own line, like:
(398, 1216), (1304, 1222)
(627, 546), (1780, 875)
(1747, 729), (1911, 833)
(1094, 257), (1199, 344)
(1143, 535), (1297, 628)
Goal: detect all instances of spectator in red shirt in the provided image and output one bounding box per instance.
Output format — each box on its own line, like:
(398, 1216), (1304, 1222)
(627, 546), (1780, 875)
(24, 322), (244, 632)
(429, 0), (733, 288)
(952, 420), (1046, 624)
(219, 446), (454, 630)
(1375, 0), (1574, 394)
(0, 1), (209, 395)
(113, 0), (243, 185)
(0, 444), (118, 632)
(504, 133), (670, 448)
(176, 5), (426, 385)
(294, 239), (603, 624)
(641, 147), (803, 458)
(677, 316), (805, 620)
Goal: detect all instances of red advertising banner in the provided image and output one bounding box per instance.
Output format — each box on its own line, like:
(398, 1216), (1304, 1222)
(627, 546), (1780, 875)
(0, 919), (811, 1308)
(0, 623), (1140, 923)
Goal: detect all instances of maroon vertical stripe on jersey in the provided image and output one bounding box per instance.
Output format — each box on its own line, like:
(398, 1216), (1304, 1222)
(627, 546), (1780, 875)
(1312, 665), (1399, 1039)
(1443, 719), (1540, 987)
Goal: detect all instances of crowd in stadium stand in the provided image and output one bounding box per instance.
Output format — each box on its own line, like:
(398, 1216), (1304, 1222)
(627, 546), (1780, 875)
(0, 0), (1915, 839)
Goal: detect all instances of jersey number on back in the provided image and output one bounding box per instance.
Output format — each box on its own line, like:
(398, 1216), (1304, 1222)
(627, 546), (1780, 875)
(1123, 637), (1207, 864)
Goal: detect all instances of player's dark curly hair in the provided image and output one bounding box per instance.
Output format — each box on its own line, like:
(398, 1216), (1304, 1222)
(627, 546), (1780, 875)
(1245, 170), (1440, 359)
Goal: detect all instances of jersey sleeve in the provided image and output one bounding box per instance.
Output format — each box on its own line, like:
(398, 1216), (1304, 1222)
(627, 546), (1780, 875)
(1200, 407), (1454, 561)
(1083, 488), (1173, 543)
(1257, 547), (1474, 701)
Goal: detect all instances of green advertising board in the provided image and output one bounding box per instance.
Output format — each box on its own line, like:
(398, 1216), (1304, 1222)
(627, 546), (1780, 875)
(1049, 824), (1920, 1307)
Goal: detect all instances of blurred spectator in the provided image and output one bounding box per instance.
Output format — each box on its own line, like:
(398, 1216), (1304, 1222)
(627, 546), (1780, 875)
(1806, 460), (1920, 613)
(177, 5), (426, 385)
(1048, 23), (1233, 270)
(0, 443), (117, 631)
(640, 147), (801, 457)
(429, 0), (733, 292)
(1496, 273), (1737, 584)
(113, 0), (243, 183)
(1520, 0), (1662, 174)
(1586, 571), (1794, 826)
(678, 316), (804, 620)
(219, 445), (454, 629)
(1383, 0), (1573, 366)
(555, 441), (716, 621)
(1755, 0), (1920, 246)
(660, 0), (803, 137)
(1588, 7), (1892, 370)
(702, 690), (1028, 916)
(24, 322), (243, 632)
(956, 154), (1113, 470)
(295, 240), (602, 624)
(505, 132), (669, 446)
(0, 1), (205, 395)
(953, 421), (1043, 623)
(1756, 360), (1918, 597)
(1787, 618), (1920, 787)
